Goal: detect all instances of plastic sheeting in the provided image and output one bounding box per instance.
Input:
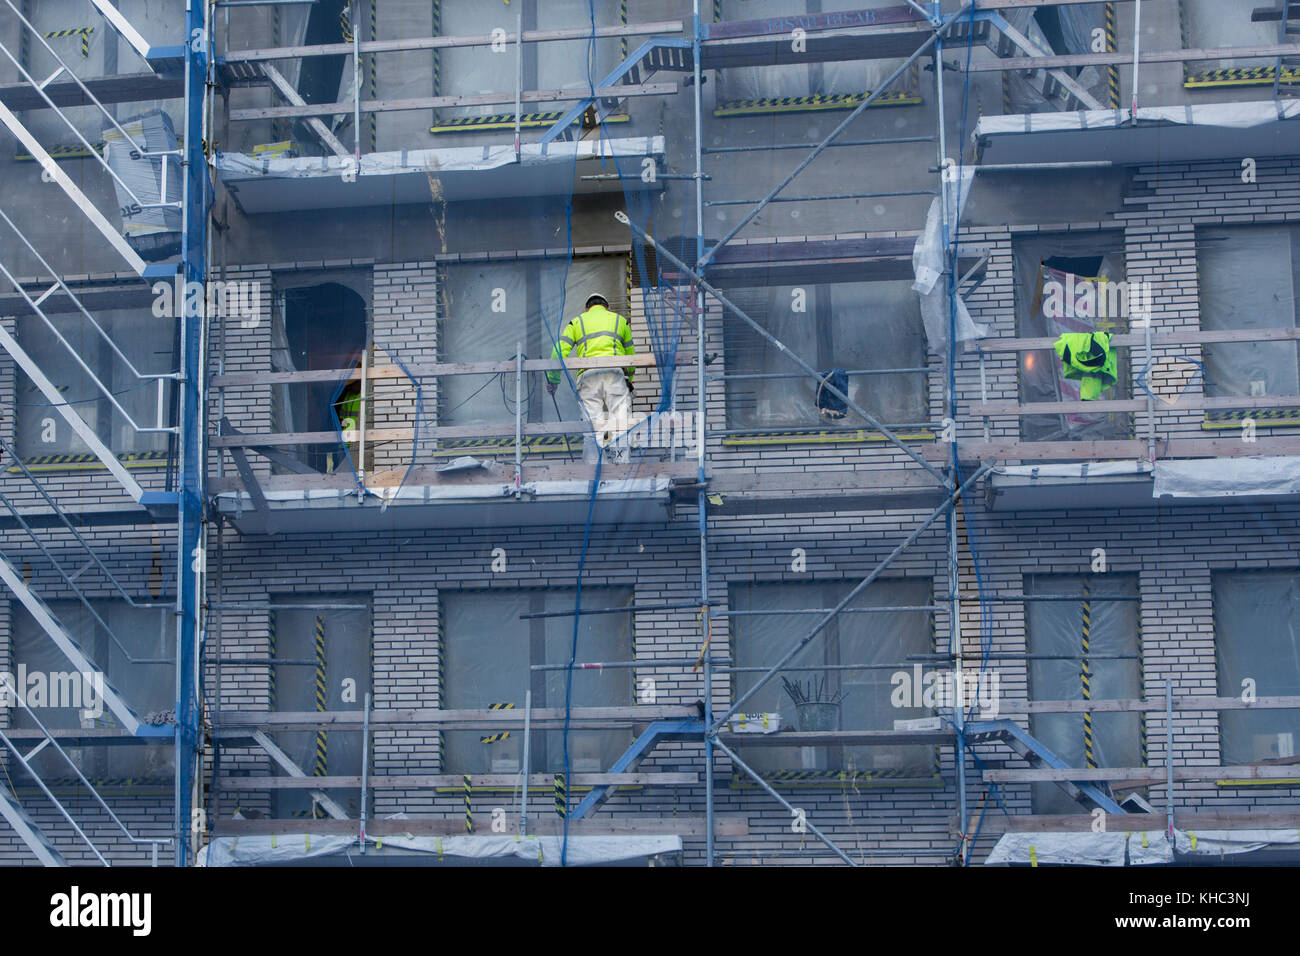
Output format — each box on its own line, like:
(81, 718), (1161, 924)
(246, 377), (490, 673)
(1198, 226), (1299, 404)
(269, 270), (370, 474)
(438, 257), (622, 428)
(986, 828), (1300, 866)
(270, 597), (371, 818)
(1012, 231), (1130, 441)
(438, 0), (620, 123)
(10, 600), (173, 780)
(441, 588), (633, 774)
(1025, 574), (1141, 816)
(14, 308), (173, 459)
(1001, 7), (1105, 115)
(721, 280), (927, 429)
(729, 579), (934, 775)
(1181, 0), (1279, 71)
(1211, 572), (1300, 766)
(912, 168), (986, 350)
(198, 832), (683, 867)
(1154, 457), (1300, 500)
(103, 110), (182, 261)
(976, 100), (1300, 137)
(715, 1), (914, 105)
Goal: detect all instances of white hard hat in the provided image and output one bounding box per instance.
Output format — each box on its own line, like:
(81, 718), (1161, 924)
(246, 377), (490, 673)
(585, 292), (610, 309)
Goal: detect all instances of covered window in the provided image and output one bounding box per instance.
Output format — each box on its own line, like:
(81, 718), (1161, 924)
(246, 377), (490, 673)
(1213, 571), (1300, 766)
(713, 1), (921, 115)
(729, 579), (934, 778)
(1181, 1), (1294, 89)
(441, 588), (633, 774)
(270, 270), (370, 474)
(721, 280), (927, 435)
(433, 0), (624, 132)
(10, 600), (174, 782)
(1014, 232), (1133, 443)
(269, 596), (372, 818)
(1000, 5), (1109, 114)
(1025, 575), (1142, 815)
(14, 309), (174, 465)
(1198, 225), (1300, 427)
(437, 256), (626, 433)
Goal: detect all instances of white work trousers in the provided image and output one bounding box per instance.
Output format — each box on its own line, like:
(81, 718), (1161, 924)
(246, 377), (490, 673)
(577, 369), (632, 447)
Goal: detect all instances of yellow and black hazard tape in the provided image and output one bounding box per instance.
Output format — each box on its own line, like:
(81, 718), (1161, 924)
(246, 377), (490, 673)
(714, 90), (921, 118)
(15, 142), (104, 162)
(9, 449), (170, 473)
(722, 429), (934, 446)
(731, 768), (943, 789)
(1185, 66), (1300, 88)
(268, 609), (277, 708)
(431, 113), (630, 134)
(480, 701), (515, 743)
(339, 5), (353, 42)
(44, 27), (94, 59)
(434, 435), (579, 455)
(1203, 407), (1300, 428)
(1105, 2), (1119, 109)
(312, 616), (328, 790)
(369, 0), (377, 153)
(554, 772), (566, 818)
(464, 774), (473, 832)
(1081, 580), (1096, 770)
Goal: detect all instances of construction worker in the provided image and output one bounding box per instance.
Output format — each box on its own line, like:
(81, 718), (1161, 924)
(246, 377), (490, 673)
(331, 373), (362, 474)
(547, 292), (636, 448)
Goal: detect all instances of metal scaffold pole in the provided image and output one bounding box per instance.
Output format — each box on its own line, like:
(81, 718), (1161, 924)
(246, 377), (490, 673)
(175, 0), (210, 867)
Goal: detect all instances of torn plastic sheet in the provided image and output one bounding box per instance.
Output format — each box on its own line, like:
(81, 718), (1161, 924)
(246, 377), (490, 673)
(197, 833), (683, 866)
(912, 168), (986, 349)
(1175, 828), (1300, 857)
(1154, 457), (1300, 500)
(103, 110), (182, 260)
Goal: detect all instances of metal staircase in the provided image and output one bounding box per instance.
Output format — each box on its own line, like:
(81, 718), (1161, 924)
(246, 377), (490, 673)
(0, 0), (206, 865)
(540, 37), (693, 145)
(965, 719), (1126, 814)
(567, 719), (703, 820)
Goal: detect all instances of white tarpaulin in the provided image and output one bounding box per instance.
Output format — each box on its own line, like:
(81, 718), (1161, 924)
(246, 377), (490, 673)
(1153, 457), (1300, 500)
(985, 827), (1300, 865)
(197, 833), (683, 867)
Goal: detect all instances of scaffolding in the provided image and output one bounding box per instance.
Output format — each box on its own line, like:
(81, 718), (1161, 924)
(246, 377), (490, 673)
(3, 0), (1300, 867)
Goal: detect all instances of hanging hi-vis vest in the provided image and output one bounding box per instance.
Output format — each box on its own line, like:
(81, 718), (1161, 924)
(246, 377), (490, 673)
(336, 382), (361, 432)
(1053, 331), (1117, 401)
(547, 304), (635, 385)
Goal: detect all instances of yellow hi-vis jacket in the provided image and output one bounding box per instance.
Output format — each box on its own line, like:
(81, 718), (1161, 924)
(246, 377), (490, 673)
(547, 304), (635, 385)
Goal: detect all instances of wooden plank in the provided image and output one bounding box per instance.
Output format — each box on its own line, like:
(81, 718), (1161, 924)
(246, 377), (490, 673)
(969, 43), (1300, 73)
(925, 437), (1300, 462)
(975, 394), (1300, 417)
(211, 352), (673, 388)
(210, 421), (605, 448)
(720, 729), (953, 747)
(221, 772), (698, 790)
(231, 83), (676, 122)
(213, 705), (697, 731)
(223, 21), (684, 63)
(260, 63), (350, 158)
(992, 695), (1300, 715)
(0, 73), (182, 111)
(980, 811), (1300, 835)
(210, 460), (698, 494)
(974, 327), (1300, 353)
(982, 764), (1300, 785)
(212, 814), (749, 838)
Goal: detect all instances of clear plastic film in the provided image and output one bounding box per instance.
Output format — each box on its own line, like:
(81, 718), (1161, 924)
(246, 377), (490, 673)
(1025, 575), (1142, 815)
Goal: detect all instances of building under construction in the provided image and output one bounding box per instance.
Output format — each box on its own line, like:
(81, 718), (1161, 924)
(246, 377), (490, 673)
(0, 0), (1298, 868)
